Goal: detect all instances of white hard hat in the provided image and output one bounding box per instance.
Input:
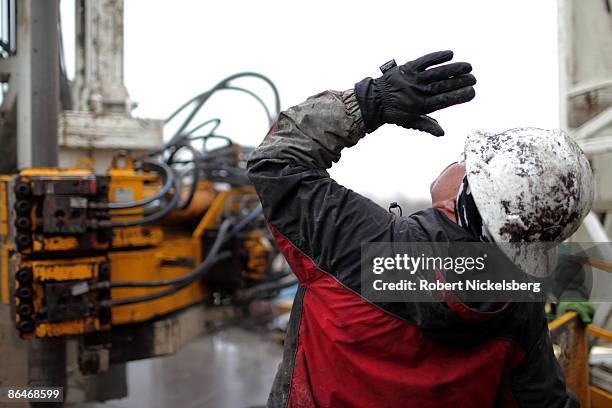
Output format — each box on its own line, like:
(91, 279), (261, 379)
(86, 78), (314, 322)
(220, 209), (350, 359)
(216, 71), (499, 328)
(464, 128), (594, 277)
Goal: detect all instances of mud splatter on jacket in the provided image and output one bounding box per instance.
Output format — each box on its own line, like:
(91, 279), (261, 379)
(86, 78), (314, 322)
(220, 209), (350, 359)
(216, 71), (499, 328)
(247, 89), (578, 408)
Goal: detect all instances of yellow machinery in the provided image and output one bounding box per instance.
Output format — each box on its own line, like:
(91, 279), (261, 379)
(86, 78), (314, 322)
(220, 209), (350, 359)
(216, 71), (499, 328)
(0, 0), (287, 392)
(0, 146), (284, 376)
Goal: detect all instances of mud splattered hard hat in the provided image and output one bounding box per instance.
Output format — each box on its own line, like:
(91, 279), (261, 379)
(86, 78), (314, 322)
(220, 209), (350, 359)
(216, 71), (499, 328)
(464, 128), (594, 277)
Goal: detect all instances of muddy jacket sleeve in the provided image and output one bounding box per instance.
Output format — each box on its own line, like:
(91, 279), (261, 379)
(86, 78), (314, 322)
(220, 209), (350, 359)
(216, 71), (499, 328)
(246, 89), (408, 283)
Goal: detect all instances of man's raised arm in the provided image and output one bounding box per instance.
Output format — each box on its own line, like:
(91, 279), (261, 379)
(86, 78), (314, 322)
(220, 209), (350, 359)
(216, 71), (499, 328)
(246, 51), (476, 284)
(246, 89), (391, 283)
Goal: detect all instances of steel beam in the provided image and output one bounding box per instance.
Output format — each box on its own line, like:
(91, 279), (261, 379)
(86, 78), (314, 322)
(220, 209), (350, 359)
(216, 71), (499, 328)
(573, 107), (612, 140)
(15, 0), (59, 168)
(579, 135), (612, 155)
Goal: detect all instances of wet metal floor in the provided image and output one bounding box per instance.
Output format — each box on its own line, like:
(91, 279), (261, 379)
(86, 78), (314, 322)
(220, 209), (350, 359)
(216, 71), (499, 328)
(74, 326), (283, 408)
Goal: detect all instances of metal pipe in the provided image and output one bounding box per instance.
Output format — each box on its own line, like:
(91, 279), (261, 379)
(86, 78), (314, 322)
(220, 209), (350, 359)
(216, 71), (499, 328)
(17, 0), (60, 168)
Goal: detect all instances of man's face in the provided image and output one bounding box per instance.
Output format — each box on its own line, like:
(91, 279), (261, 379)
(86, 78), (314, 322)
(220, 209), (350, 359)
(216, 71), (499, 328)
(430, 161), (466, 208)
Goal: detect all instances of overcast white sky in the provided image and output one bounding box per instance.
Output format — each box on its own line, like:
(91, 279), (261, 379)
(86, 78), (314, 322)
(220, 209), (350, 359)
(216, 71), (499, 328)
(61, 0), (560, 201)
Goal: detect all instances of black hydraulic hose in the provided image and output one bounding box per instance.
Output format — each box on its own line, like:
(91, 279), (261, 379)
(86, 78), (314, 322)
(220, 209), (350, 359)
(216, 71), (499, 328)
(165, 93), (206, 124)
(186, 134), (233, 146)
(103, 251), (232, 307)
(95, 207), (264, 306)
(167, 143), (202, 165)
(109, 219), (233, 288)
(100, 221), (234, 306)
(235, 274), (298, 301)
(230, 203), (262, 236)
(165, 72), (280, 124)
(169, 90), (215, 146)
(175, 167), (199, 211)
(109, 169), (180, 228)
(227, 72), (280, 117)
(195, 146), (240, 162)
(169, 118), (222, 148)
(166, 72), (281, 147)
(166, 144), (201, 211)
(183, 118), (221, 138)
(168, 134), (234, 158)
(223, 85), (274, 124)
(98, 160), (175, 210)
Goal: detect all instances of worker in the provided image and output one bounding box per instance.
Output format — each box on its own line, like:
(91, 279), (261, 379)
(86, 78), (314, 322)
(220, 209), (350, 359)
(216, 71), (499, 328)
(247, 51), (593, 407)
(552, 244), (595, 323)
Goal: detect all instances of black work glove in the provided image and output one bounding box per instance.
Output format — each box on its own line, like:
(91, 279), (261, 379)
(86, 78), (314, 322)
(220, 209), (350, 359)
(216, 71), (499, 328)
(355, 50), (476, 136)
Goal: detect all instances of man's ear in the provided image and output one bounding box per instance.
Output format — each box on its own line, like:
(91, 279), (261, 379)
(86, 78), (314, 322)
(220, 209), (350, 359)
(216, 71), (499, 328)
(441, 198), (457, 223)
